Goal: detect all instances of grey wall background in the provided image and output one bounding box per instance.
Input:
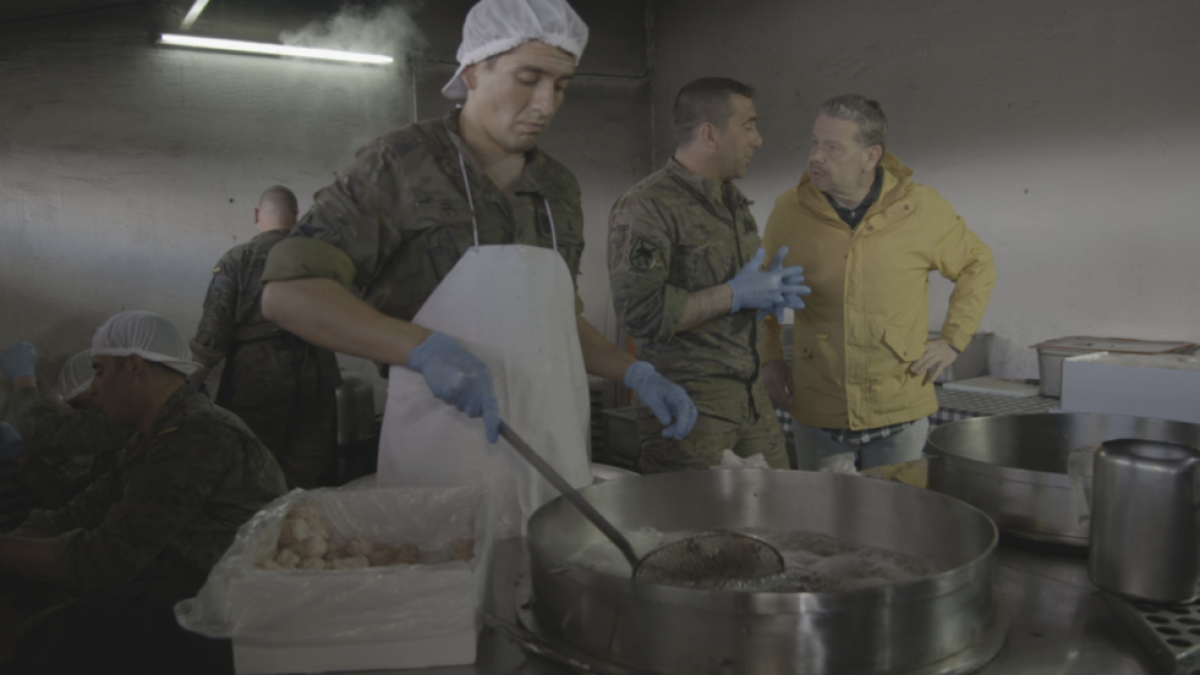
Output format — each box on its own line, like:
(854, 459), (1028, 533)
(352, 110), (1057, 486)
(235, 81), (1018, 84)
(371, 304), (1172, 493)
(652, 0), (1200, 378)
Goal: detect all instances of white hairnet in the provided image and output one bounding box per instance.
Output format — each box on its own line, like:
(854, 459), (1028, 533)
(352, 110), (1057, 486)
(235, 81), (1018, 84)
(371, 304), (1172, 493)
(442, 0), (589, 99)
(91, 311), (202, 377)
(57, 350), (95, 402)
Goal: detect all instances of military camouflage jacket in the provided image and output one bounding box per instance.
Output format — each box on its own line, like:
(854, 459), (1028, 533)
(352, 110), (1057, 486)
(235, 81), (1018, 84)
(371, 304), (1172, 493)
(190, 230), (340, 407)
(261, 108), (586, 320)
(23, 386), (287, 593)
(191, 229), (292, 364)
(8, 387), (131, 508)
(608, 159), (766, 418)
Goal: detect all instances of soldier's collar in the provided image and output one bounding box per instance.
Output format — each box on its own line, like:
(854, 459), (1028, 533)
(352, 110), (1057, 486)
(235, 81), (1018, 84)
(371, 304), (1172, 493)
(442, 108), (549, 196)
(665, 158), (745, 211)
(146, 385), (195, 438)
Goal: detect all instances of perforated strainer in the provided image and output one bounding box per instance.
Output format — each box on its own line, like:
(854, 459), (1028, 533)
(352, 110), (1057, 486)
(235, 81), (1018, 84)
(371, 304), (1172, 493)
(500, 422), (785, 587)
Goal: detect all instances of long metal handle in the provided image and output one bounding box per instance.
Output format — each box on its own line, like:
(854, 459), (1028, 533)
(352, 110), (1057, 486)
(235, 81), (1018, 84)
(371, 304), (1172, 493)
(499, 421), (640, 567)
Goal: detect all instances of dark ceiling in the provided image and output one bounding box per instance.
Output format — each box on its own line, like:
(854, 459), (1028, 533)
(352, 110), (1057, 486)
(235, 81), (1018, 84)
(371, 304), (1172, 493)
(0, 0), (421, 36)
(0, 0), (147, 23)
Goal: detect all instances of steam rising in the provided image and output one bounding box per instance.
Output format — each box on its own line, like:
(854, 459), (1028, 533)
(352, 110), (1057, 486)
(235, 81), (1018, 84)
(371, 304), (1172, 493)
(281, 4), (427, 63)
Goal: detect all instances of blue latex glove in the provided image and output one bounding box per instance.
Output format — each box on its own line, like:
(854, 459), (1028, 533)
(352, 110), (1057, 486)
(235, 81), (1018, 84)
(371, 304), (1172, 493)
(758, 268), (812, 323)
(0, 341), (38, 380)
(0, 422), (25, 461)
(407, 332), (501, 444)
(624, 361), (698, 440)
(726, 247), (812, 315)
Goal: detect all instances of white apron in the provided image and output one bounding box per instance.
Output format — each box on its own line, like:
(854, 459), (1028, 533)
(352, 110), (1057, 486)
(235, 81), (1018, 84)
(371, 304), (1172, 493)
(377, 155), (592, 539)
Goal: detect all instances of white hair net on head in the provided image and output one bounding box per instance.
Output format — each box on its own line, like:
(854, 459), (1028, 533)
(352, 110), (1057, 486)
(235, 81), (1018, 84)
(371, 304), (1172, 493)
(91, 311), (202, 377)
(442, 0), (589, 99)
(57, 350), (95, 402)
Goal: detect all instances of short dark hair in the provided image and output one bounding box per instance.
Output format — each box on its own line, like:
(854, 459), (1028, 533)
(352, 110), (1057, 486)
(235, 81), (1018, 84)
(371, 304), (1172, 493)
(820, 94), (888, 151)
(673, 77), (756, 146)
(258, 185), (298, 217)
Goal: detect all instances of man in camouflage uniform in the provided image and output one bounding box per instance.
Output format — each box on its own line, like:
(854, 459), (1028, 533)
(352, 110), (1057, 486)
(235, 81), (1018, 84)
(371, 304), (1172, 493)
(609, 78), (811, 473)
(0, 311), (287, 674)
(0, 345), (131, 509)
(258, 0), (696, 445)
(189, 186), (341, 489)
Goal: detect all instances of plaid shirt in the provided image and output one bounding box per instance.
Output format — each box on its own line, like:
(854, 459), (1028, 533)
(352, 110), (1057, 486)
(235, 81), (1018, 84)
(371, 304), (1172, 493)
(821, 421), (915, 446)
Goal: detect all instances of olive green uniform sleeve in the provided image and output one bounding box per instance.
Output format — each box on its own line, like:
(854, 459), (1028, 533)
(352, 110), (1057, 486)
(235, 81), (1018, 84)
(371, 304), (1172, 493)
(608, 195), (690, 344)
(262, 139), (405, 289)
(260, 238), (357, 288)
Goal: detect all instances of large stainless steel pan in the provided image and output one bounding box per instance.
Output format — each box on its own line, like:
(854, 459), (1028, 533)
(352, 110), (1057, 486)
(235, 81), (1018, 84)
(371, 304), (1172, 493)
(926, 413), (1200, 547)
(526, 470), (1004, 675)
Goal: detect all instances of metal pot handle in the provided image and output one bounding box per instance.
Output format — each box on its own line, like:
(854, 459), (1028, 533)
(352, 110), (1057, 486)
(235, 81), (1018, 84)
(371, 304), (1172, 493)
(1193, 463), (1200, 508)
(1067, 445), (1098, 528)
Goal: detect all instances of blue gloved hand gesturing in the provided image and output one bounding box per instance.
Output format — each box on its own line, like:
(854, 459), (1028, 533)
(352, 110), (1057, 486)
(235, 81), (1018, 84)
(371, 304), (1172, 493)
(624, 361), (698, 440)
(407, 331), (501, 444)
(0, 341), (38, 380)
(726, 247), (812, 316)
(0, 422), (26, 461)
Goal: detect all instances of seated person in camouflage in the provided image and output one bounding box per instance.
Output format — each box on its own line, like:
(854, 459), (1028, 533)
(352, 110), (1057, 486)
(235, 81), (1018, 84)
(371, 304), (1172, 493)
(0, 345), (132, 508)
(0, 311), (287, 674)
(608, 78), (811, 473)
(188, 186), (341, 490)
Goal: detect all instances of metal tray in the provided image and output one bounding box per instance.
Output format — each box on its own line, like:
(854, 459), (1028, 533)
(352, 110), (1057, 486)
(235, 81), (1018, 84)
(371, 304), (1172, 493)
(1106, 588), (1200, 675)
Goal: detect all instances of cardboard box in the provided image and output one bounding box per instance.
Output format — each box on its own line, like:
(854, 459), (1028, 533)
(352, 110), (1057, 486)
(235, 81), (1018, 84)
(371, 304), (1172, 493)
(1060, 353), (1200, 425)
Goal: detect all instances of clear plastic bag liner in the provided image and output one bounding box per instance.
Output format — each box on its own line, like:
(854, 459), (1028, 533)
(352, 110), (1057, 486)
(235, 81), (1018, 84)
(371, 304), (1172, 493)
(175, 485), (491, 646)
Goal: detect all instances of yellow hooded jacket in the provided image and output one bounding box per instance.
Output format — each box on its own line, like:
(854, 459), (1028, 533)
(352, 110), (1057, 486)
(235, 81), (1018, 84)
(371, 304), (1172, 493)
(762, 153), (996, 430)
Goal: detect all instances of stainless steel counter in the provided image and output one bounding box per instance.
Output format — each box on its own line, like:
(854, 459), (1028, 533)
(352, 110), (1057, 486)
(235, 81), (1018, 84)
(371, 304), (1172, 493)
(368, 537), (1160, 675)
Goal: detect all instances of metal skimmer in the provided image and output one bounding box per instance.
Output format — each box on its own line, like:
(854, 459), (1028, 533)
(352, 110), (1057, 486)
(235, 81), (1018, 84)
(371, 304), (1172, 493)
(633, 531), (786, 588)
(499, 421), (785, 588)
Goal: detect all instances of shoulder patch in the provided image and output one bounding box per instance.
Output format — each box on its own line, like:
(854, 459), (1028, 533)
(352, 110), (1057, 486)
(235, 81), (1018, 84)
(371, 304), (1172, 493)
(630, 236), (662, 272)
(212, 266), (222, 274)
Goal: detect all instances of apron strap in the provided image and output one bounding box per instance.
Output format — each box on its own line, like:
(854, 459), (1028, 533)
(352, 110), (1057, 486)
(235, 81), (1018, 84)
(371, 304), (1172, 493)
(542, 196), (558, 254)
(457, 151), (559, 256)
(457, 151), (481, 249)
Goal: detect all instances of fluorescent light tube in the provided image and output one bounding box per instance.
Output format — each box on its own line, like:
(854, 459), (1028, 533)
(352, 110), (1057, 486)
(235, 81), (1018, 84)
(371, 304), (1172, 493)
(180, 0), (211, 30)
(158, 34), (394, 65)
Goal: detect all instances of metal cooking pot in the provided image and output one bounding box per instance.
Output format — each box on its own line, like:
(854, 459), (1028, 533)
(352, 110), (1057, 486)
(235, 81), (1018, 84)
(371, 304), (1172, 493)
(926, 413), (1200, 547)
(526, 470), (1004, 675)
(1090, 439), (1200, 602)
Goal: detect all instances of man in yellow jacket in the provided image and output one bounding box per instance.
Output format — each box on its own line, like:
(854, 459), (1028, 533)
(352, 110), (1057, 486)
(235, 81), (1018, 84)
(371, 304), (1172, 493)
(761, 94), (996, 471)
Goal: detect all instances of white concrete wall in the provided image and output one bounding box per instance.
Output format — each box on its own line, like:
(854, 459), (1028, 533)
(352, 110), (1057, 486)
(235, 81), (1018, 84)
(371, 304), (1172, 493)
(651, 0), (1200, 379)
